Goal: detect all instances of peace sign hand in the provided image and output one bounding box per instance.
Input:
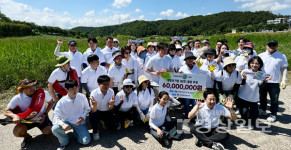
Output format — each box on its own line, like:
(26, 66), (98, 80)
(90, 96), (97, 109)
(119, 95), (124, 103)
(109, 96), (116, 105)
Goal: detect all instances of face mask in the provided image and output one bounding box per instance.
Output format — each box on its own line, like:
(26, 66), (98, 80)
(139, 51), (147, 59)
(246, 49), (252, 54)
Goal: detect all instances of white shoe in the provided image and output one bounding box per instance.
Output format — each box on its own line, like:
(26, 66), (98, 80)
(129, 120), (134, 127)
(57, 146), (66, 150)
(212, 142), (225, 150)
(259, 109), (267, 115)
(235, 110), (240, 115)
(93, 132), (100, 141)
(267, 115), (276, 123)
(166, 116), (171, 122)
(247, 125), (254, 130)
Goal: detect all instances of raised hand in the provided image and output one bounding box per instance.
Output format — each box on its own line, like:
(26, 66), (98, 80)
(225, 97), (233, 109)
(196, 59), (203, 68)
(109, 96), (116, 105)
(57, 38), (63, 45)
(195, 99), (204, 109)
(119, 95), (124, 103)
(90, 96), (97, 109)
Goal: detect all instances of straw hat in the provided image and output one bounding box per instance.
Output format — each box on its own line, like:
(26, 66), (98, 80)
(147, 42), (155, 47)
(223, 57), (236, 68)
(55, 56), (72, 67)
(138, 75), (150, 86)
(16, 79), (37, 93)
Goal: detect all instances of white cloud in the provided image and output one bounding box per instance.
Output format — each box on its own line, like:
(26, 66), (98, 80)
(101, 9), (109, 14)
(160, 9), (174, 17)
(0, 0), (145, 29)
(135, 8), (141, 13)
(112, 0), (132, 8)
(234, 0), (291, 11)
(175, 12), (189, 18)
(155, 18), (162, 21)
(85, 10), (94, 17)
(138, 15), (145, 20)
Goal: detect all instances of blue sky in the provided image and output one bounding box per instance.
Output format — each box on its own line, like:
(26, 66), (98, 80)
(0, 0), (290, 29)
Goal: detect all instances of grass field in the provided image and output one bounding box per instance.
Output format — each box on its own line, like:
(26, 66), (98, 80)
(0, 32), (290, 92)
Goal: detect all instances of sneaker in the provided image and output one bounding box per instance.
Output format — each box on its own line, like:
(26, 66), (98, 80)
(212, 142), (225, 150)
(57, 145), (66, 150)
(164, 139), (169, 146)
(100, 120), (107, 129)
(267, 115), (276, 123)
(247, 125), (254, 130)
(129, 120), (134, 127)
(93, 132), (100, 141)
(259, 109), (267, 116)
(195, 138), (203, 147)
(21, 135), (32, 148)
(124, 120), (131, 128)
(166, 116), (171, 122)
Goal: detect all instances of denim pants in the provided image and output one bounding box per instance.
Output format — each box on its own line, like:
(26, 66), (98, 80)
(259, 83), (280, 115)
(52, 121), (91, 147)
(150, 121), (177, 141)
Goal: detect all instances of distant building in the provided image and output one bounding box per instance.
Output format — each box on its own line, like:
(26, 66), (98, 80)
(267, 18), (287, 24)
(232, 29), (236, 33)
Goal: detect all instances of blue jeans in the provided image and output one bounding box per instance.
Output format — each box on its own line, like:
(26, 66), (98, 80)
(52, 121), (91, 147)
(184, 99), (196, 119)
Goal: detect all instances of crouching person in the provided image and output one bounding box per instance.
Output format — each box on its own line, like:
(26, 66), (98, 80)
(4, 79), (53, 149)
(52, 80), (91, 150)
(189, 90), (237, 150)
(89, 75), (117, 141)
(149, 91), (182, 146)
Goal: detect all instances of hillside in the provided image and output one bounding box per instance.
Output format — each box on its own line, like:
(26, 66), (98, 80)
(72, 11), (288, 37)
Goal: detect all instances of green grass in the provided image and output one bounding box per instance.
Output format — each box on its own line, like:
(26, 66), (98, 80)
(0, 32), (290, 92)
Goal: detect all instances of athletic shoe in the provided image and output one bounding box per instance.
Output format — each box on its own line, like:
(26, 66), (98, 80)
(21, 135), (32, 148)
(195, 138), (203, 147)
(164, 139), (169, 146)
(267, 115), (276, 123)
(259, 109), (267, 116)
(93, 132), (100, 141)
(212, 142), (225, 150)
(57, 145), (66, 150)
(235, 109), (240, 115)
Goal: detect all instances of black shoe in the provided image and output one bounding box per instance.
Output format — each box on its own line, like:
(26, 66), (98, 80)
(21, 135), (32, 148)
(195, 138), (202, 147)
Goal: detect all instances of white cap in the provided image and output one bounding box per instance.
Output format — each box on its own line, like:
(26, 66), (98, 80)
(113, 38), (119, 43)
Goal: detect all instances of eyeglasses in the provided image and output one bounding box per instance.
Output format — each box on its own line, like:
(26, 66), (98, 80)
(124, 85), (133, 88)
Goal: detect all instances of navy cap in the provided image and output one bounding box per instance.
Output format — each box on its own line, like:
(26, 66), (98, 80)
(267, 40), (278, 47)
(68, 40), (77, 46)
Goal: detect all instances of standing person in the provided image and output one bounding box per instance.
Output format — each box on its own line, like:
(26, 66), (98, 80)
(52, 80), (91, 150)
(187, 40), (194, 51)
(145, 42), (157, 79)
(149, 91), (182, 146)
(135, 75), (155, 123)
(192, 40), (201, 57)
(121, 46), (136, 84)
(54, 39), (83, 93)
(114, 79), (139, 128)
(258, 40), (288, 122)
(180, 44), (191, 65)
(189, 90), (237, 150)
(48, 56), (79, 105)
(113, 38), (120, 50)
(216, 43), (230, 70)
(238, 57), (272, 129)
(4, 79), (53, 149)
(235, 42), (257, 72)
(136, 46), (148, 79)
(82, 37), (106, 69)
(145, 42), (174, 98)
(168, 44), (182, 73)
(130, 42), (138, 60)
(202, 39), (211, 47)
(102, 37), (118, 67)
(215, 40), (223, 56)
(108, 51), (127, 94)
(81, 54), (107, 98)
(89, 75), (117, 140)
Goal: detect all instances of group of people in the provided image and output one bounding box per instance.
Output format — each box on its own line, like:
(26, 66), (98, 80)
(3, 37), (288, 150)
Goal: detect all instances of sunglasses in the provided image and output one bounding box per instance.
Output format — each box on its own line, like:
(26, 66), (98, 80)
(113, 41), (118, 43)
(70, 45), (77, 47)
(124, 52), (130, 54)
(227, 64), (236, 67)
(124, 85), (133, 88)
(268, 44), (277, 47)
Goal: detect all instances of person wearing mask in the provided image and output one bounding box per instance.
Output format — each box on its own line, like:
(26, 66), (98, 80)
(235, 42), (257, 72)
(216, 43), (230, 70)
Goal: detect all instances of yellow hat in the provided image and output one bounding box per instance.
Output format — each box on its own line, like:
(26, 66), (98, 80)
(138, 75), (150, 86)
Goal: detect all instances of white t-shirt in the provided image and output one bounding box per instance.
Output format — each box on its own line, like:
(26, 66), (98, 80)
(259, 50), (288, 83)
(238, 69), (264, 102)
(178, 65), (205, 74)
(135, 88), (155, 111)
(195, 103), (230, 128)
(81, 65), (107, 92)
(90, 88), (115, 111)
(145, 54), (174, 86)
(8, 91), (52, 121)
(108, 63), (127, 87)
(149, 102), (171, 128)
(200, 60), (220, 89)
(192, 48), (200, 57)
(234, 54), (256, 72)
(82, 48), (106, 67)
(115, 90), (138, 112)
(216, 69), (242, 91)
(168, 55), (182, 71)
(48, 67), (69, 89)
(102, 46), (118, 64)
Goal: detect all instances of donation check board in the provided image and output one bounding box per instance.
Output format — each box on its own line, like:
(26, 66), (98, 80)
(159, 72), (206, 99)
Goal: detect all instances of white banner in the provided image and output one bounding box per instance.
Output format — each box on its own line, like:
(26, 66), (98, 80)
(159, 72), (206, 99)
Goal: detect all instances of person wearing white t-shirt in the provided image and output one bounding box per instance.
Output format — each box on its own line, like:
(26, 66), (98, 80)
(258, 40), (288, 123)
(238, 56), (272, 129)
(82, 37), (106, 69)
(89, 75), (117, 140)
(188, 90), (237, 149)
(130, 42), (139, 60)
(102, 37), (118, 67)
(4, 79), (54, 149)
(235, 42), (257, 72)
(145, 43), (174, 98)
(216, 43), (230, 70)
(81, 54), (107, 97)
(192, 40), (201, 57)
(231, 38), (258, 59)
(108, 51), (127, 94)
(113, 38), (120, 50)
(121, 46), (137, 84)
(149, 91), (181, 146)
(54, 39), (83, 93)
(114, 79), (139, 129)
(168, 44), (182, 72)
(136, 46), (148, 80)
(145, 42), (157, 79)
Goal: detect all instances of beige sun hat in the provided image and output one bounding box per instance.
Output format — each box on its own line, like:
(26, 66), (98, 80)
(55, 55), (72, 67)
(138, 75), (150, 86)
(223, 57), (236, 68)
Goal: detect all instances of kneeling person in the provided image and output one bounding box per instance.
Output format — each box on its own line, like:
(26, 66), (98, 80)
(188, 90), (237, 150)
(52, 80), (91, 150)
(4, 79), (53, 149)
